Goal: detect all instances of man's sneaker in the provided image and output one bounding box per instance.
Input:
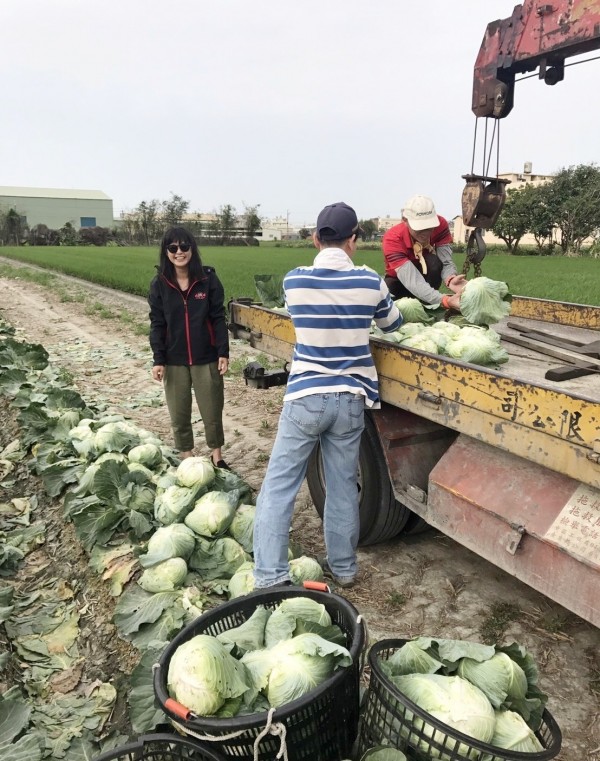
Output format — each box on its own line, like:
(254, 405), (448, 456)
(317, 555), (356, 589)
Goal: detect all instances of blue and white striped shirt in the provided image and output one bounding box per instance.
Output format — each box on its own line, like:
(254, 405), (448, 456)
(283, 248), (402, 408)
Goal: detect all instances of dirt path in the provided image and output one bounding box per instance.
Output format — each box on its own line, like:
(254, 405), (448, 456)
(0, 268), (598, 760)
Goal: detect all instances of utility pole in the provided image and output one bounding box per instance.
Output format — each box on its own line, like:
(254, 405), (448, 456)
(286, 209), (290, 239)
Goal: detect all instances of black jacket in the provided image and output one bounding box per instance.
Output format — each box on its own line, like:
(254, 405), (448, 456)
(148, 267), (229, 366)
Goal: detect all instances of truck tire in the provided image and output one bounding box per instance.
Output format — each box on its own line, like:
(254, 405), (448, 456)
(306, 412), (412, 546)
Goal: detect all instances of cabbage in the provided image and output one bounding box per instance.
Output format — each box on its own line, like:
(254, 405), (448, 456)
(228, 504), (255, 553)
(176, 457), (215, 489)
(154, 484), (199, 525)
(137, 557), (187, 592)
(153, 468), (178, 489)
(387, 640), (443, 676)
(398, 334), (439, 354)
(127, 462), (155, 481)
(360, 750), (408, 761)
(457, 652), (528, 708)
(180, 586), (205, 622)
(394, 298), (435, 324)
(264, 597), (332, 647)
(167, 634), (251, 716)
(184, 490), (239, 538)
(241, 632), (351, 707)
(69, 420), (97, 457)
(459, 277), (512, 326)
(228, 561), (256, 598)
(128, 443), (163, 469)
(129, 483), (156, 514)
(398, 322), (428, 338)
(94, 421), (143, 454)
(289, 556), (325, 585)
(139, 523), (196, 567)
(189, 536), (249, 581)
(489, 710), (544, 753)
(392, 673), (495, 756)
(216, 605), (272, 655)
(443, 326), (509, 366)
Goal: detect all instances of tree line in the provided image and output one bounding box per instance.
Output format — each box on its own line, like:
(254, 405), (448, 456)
(0, 193), (262, 247)
(492, 163), (600, 255)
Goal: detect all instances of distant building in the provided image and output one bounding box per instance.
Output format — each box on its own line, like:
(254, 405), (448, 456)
(375, 215), (403, 233)
(0, 186), (114, 230)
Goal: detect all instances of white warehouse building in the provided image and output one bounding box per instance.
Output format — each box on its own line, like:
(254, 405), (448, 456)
(0, 186), (114, 230)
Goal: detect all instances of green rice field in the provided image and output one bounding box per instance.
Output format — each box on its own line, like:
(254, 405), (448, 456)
(0, 245), (599, 306)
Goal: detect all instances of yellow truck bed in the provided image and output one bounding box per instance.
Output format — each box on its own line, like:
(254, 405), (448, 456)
(229, 297), (600, 490)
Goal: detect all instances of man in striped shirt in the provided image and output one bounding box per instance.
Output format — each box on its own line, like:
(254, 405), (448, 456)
(253, 202), (401, 590)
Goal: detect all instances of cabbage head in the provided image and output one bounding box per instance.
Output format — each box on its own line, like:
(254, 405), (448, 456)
(127, 462), (155, 481)
(241, 632), (351, 708)
(457, 652), (528, 708)
(69, 420), (96, 457)
(138, 557), (187, 593)
(459, 277), (511, 326)
(167, 634), (251, 716)
(289, 556), (324, 585)
(228, 561), (256, 598)
(489, 709), (544, 752)
(228, 504), (255, 553)
(398, 334), (439, 354)
(443, 326), (509, 366)
(128, 443), (163, 469)
(392, 673), (495, 755)
(139, 523), (196, 567)
(94, 421), (142, 454)
(189, 536), (249, 581)
(154, 484), (198, 525)
(176, 457), (215, 489)
(184, 490), (239, 538)
(360, 749), (408, 761)
(394, 298), (435, 325)
(265, 597), (332, 647)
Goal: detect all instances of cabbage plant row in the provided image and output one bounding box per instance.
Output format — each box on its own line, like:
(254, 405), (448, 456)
(0, 319), (327, 757)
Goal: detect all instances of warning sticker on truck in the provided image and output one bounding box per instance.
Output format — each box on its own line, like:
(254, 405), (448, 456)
(545, 484), (600, 567)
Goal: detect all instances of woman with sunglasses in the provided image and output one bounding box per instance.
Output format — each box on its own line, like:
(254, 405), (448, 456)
(148, 226), (230, 468)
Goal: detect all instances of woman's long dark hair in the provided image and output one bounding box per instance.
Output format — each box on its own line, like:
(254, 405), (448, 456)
(157, 226), (204, 282)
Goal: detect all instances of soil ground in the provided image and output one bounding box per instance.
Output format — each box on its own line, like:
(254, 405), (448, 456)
(0, 264), (598, 760)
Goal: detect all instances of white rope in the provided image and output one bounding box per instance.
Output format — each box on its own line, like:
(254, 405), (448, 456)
(252, 707), (288, 761)
(169, 710), (289, 761)
(172, 719), (247, 743)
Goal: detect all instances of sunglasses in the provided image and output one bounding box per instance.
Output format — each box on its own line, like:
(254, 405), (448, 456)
(166, 243), (191, 254)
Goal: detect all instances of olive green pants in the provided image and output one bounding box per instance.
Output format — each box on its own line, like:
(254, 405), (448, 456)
(163, 363), (224, 452)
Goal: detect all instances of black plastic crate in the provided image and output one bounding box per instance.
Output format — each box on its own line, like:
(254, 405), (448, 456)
(357, 639), (562, 761)
(93, 732), (226, 761)
(153, 586), (366, 761)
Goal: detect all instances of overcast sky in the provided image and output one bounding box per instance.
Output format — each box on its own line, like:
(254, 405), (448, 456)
(3, 0), (599, 225)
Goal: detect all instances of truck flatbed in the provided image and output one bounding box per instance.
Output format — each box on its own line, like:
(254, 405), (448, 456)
(229, 297), (600, 490)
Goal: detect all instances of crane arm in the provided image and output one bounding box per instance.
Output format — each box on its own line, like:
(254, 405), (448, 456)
(473, 0), (600, 119)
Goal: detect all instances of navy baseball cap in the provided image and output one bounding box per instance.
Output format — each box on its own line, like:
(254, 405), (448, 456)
(316, 202), (363, 241)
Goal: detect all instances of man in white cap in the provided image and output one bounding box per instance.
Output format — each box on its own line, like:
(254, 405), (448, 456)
(382, 195), (465, 311)
(253, 202), (401, 591)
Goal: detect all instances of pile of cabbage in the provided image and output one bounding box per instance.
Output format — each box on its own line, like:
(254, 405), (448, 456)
(68, 433), (324, 598)
(167, 597), (351, 716)
(378, 637), (549, 756)
(373, 277), (513, 367)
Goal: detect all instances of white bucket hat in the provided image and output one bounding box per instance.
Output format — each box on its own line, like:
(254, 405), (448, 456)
(402, 195), (440, 231)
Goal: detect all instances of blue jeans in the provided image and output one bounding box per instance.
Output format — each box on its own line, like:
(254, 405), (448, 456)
(253, 392), (365, 588)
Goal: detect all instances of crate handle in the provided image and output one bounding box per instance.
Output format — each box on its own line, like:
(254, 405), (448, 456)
(165, 698), (192, 721)
(303, 581), (330, 592)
